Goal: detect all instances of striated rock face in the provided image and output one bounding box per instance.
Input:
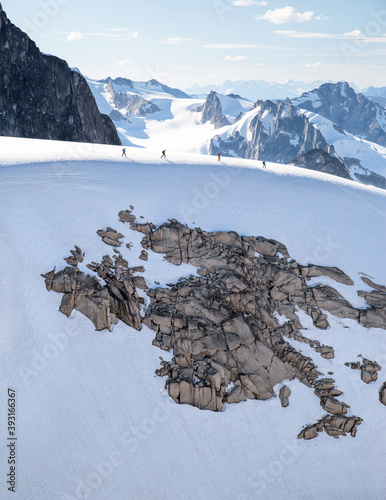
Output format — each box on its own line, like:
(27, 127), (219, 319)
(287, 148), (352, 180)
(210, 100), (335, 163)
(196, 91), (230, 129)
(42, 252), (143, 332)
(293, 82), (386, 147)
(43, 211), (386, 439)
(0, 5), (121, 145)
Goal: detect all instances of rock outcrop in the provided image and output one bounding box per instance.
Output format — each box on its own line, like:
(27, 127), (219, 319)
(287, 148), (352, 180)
(298, 415), (362, 440)
(97, 227), (124, 247)
(42, 252), (143, 331)
(345, 356), (382, 384)
(0, 5), (121, 145)
(379, 382), (386, 406)
(279, 385), (291, 407)
(196, 91), (230, 129)
(113, 93), (160, 116)
(43, 211), (386, 440)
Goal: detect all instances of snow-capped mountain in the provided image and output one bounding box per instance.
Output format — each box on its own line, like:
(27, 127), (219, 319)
(292, 82), (386, 147)
(0, 5), (120, 145)
(209, 99), (335, 164)
(208, 92), (386, 188)
(187, 79), (328, 101)
(87, 75), (386, 190)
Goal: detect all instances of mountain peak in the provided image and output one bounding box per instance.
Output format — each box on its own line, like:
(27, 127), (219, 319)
(293, 81), (386, 147)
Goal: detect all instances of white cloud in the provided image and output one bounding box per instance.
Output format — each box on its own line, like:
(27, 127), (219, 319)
(344, 29), (361, 37)
(108, 28), (127, 32)
(232, 0), (267, 5)
(305, 62), (322, 67)
(255, 6), (314, 24)
(275, 29), (386, 42)
(274, 30), (331, 38)
(159, 37), (193, 45)
(224, 55), (248, 61)
(66, 32), (83, 42)
(316, 15), (330, 21)
(129, 31), (139, 39)
(203, 43), (261, 49)
(117, 59), (130, 66)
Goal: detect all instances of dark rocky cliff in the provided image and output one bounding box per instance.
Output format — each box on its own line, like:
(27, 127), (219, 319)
(288, 149), (352, 180)
(0, 4), (121, 145)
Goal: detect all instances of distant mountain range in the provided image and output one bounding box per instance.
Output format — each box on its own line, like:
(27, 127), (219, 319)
(186, 79), (365, 102)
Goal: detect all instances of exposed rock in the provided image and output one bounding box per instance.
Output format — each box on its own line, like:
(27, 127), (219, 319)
(357, 286), (386, 329)
(118, 210), (136, 224)
(42, 247), (143, 331)
(44, 213), (386, 438)
(0, 5), (121, 145)
(301, 264), (353, 285)
(196, 91), (230, 129)
(321, 397), (349, 415)
(314, 345), (334, 359)
(311, 285), (359, 320)
(63, 245), (84, 267)
(120, 93), (160, 116)
(361, 277), (386, 293)
(97, 228), (124, 247)
(379, 382), (386, 406)
(287, 149), (352, 180)
(345, 356), (382, 384)
(226, 386), (246, 404)
(298, 415), (362, 440)
(109, 109), (129, 122)
(127, 218), (368, 424)
(139, 250), (149, 261)
(279, 385), (291, 407)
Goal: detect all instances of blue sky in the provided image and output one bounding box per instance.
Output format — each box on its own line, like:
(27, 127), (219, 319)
(3, 0), (386, 89)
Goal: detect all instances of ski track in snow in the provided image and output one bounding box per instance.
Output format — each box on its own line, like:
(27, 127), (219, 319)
(0, 137), (386, 500)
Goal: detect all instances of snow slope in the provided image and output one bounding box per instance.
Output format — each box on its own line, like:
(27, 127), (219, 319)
(0, 137), (386, 500)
